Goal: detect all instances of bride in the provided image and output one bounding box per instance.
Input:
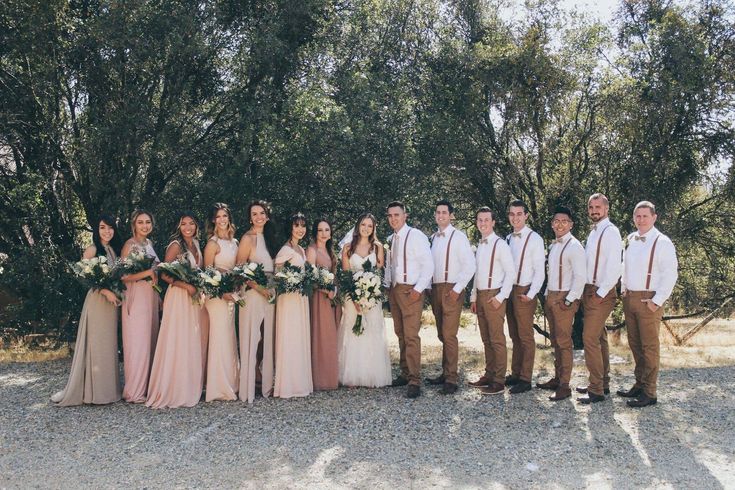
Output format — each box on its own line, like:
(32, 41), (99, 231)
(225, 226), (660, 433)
(338, 213), (393, 387)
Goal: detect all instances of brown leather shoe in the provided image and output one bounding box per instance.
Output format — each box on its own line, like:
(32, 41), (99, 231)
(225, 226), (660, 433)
(468, 376), (492, 387)
(440, 382), (458, 395)
(576, 386), (610, 395)
(479, 382), (505, 395)
(549, 386), (572, 401)
(509, 381), (532, 394)
(391, 376), (409, 387)
(627, 393), (657, 408)
(504, 375), (520, 386)
(616, 386), (643, 398)
(536, 377), (560, 390)
(406, 384), (421, 398)
(426, 374), (446, 385)
(577, 392), (605, 404)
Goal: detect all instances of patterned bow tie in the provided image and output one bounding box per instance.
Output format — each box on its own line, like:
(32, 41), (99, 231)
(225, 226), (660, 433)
(512, 232), (522, 238)
(591, 224), (597, 231)
(479, 238), (488, 244)
(437, 231), (446, 237)
(634, 235), (646, 242)
(553, 238), (564, 244)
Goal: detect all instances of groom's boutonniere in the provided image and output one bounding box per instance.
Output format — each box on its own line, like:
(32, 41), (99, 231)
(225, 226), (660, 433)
(383, 242), (390, 254)
(623, 235), (631, 249)
(470, 245), (477, 253)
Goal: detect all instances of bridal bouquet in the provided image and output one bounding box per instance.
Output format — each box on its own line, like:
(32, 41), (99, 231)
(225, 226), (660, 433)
(198, 267), (246, 306)
(115, 250), (162, 293)
(71, 256), (124, 299)
(274, 261), (315, 297)
(157, 257), (204, 303)
(339, 259), (383, 335)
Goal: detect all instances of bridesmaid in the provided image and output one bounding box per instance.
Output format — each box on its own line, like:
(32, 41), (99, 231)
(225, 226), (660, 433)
(146, 211), (204, 408)
(203, 203), (240, 401)
(306, 218), (339, 391)
(52, 215), (123, 406)
(121, 209), (161, 403)
(236, 200), (278, 404)
(273, 213), (313, 399)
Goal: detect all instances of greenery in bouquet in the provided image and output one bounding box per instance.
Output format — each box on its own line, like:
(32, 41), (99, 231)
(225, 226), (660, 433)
(70, 256), (124, 299)
(198, 267), (246, 306)
(274, 261), (315, 297)
(114, 250), (162, 293)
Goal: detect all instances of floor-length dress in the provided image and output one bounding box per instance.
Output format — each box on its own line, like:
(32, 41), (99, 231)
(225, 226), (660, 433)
(308, 246), (338, 390)
(273, 245), (313, 398)
(338, 251), (392, 387)
(238, 233), (275, 403)
(122, 240), (161, 403)
(52, 247), (121, 406)
(146, 242), (204, 408)
(205, 236), (240, 401)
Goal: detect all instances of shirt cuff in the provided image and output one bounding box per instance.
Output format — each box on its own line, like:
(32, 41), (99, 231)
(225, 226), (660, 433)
(596, 286), (610, 298)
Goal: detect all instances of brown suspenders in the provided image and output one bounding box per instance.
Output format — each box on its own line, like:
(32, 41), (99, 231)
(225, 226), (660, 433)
(487, 238), (500, 288)
(402, 229), (413, 283)
(645, 235), (661, 290)
(592, 225), (610, 284)
(557, 239), (573, 290)
(515, 233), (532, 284)
(442, 230), (456, 282)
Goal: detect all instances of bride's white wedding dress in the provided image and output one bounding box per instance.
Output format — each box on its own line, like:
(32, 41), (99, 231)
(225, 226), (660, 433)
(338, 252), (393, 387)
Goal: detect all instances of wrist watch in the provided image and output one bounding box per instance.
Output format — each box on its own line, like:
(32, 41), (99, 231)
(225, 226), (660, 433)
(564, 299), (572, 307)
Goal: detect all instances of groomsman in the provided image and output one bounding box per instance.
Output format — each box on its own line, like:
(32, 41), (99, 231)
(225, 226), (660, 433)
(619, 201), (678, 408)
(577, 193), (622, 404)
(468, 207), (515, 395)
(384, 201), (434, 398)
(536, 206), (586, 401)
(505, 200), (545, 394)
(426, 200), (476, 394)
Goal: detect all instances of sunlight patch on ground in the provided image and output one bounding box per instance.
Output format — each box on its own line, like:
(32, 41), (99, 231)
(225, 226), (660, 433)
(614, 412), (652, 468)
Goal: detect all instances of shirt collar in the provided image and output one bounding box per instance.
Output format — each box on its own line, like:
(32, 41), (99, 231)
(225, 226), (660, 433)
(594, 217), (610, 229)
(395, 224), (409, 239)
(638, 226), (658, 239)
(480, 232), (498, 244)
(436, 224), (455, 236)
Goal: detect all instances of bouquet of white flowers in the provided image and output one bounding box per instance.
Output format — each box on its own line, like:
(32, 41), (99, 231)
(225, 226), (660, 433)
(71, 256), (124, 299)
(157, 257), (204, 303)
(115, 250), (162, 293)
(339, 259), (383, 335)
(274, 261), (315, 297)
(198, 267), (246, 306)
(313, 265), (335, 293)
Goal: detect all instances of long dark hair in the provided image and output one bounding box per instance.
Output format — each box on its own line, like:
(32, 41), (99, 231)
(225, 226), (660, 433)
(92, 215), (123, 258)
(311, 218), (337, 271)
(206, 202), (235, 239)
(169, 211), (200, 258)
(348, 213), (379, 257)
(285, 212), (307, 248)
(247, 200), (278, 259)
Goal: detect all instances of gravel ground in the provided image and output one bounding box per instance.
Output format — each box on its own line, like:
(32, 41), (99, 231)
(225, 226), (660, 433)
(1, 324), (734, 489)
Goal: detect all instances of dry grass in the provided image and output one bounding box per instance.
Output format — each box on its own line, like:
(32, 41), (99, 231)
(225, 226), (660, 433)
(0, 340), (69, 363)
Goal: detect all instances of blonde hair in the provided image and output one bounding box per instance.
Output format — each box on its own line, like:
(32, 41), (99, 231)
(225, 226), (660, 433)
(206, 203), (236, 239)
(129, 209), (155, 236)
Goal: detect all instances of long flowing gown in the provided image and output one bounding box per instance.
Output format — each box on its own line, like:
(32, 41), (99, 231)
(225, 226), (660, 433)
(52, 246), (121, 406)
(338, 251), (392, 387)
(146, 242), (204, 408)
(273, 245), (313, 398)
(238, 233), (275, 403)
(308, 246), (339, 390)
(121, 240), (161, 403)
(205, 236), (240, 401)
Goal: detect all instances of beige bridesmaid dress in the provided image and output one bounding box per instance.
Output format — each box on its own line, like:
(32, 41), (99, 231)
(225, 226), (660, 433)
(52, 246), (121, 406)
(205, 236), (240, 401)
(238, 232), (275, 403)
(273, 245), (313, 398)
(146, 242), (204, 408)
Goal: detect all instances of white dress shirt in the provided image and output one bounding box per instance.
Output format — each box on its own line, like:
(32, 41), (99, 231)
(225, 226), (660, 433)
(584, 218), (622, 297)
(471, 232), (515, 303)
(430, 224), (476, 293)
(622, 227), (678, 306)
(506, 226), (545, 298)
(546, 232), (586, 303)
(384, 224), (433, 293)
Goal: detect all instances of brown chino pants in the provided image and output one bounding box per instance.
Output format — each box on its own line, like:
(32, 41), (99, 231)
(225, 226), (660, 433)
(623, 291), (663, 398)
(475, 288), (507, 385)
(582, 285), (616, 395)
(389, 284), (425, 386)
(506, 285), (537, 382)
(544, 291), (579, 386)
(430, 283), (464, 384)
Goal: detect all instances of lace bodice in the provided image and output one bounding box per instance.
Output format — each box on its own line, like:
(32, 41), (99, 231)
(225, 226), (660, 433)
(348, 251), (377, 272)
(211, 236), (238, 271)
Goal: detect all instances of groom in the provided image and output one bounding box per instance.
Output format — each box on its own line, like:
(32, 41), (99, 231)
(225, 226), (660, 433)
(384, 201), (433, 398)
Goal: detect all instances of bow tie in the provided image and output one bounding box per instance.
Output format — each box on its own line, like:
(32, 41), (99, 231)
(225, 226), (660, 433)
(634, 235), (646, 242)
(479, 238), (488, 244)
(591, 224), (597, 231)
(553, 238), (564, 244)
(437, 232), (446, 237)
(512, 232), (522, 238)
